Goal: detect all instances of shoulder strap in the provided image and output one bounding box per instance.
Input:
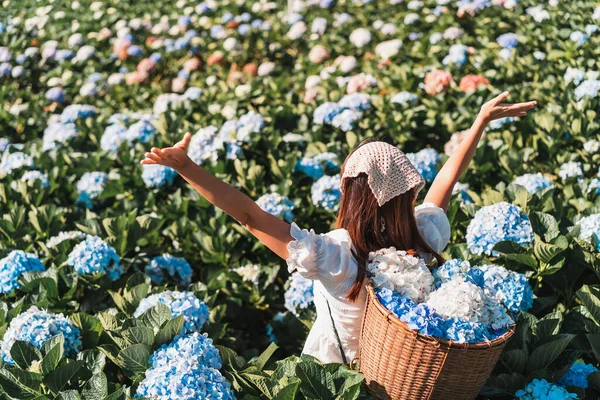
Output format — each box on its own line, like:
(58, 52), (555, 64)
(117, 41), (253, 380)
(324, 296), (348, 364)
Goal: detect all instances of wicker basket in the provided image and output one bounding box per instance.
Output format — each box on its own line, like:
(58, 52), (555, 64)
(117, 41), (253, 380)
(356, 282), (514, 400)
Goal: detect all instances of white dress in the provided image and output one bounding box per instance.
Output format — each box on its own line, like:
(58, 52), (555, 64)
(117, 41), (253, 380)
(285, 203), (451, 364)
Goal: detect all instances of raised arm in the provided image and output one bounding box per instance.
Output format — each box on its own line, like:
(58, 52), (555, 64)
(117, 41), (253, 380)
(141, 133), (293, 259)
(424, 92), (536, 211)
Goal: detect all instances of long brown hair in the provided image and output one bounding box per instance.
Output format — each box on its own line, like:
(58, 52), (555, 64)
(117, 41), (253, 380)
(337, 141), (444, 301)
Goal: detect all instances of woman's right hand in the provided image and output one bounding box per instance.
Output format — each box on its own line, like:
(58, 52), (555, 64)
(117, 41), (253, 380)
(140, 132), (192, 171)
(478, 91), (536, 124)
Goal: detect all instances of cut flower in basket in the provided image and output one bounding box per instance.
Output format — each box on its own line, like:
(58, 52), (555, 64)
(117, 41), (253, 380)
(367, 247), (433, 303)
(370, 251), (532, 343)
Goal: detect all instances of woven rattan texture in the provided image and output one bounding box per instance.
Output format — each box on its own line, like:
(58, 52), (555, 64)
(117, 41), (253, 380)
(358, 283), (514, 400)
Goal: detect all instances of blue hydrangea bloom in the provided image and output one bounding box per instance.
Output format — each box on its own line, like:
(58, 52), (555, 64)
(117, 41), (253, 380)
(512, 173), (554, 194)
(0, 138), (9, 152)
(142, 164), (177, 188)
(134, 291), (210, 334)
(256, 193), (294, 222)
(516, 378), (577, 399)
(311, 174), (341, 211)
(236, 111), (265, 142)
(570, 31), (589, 46)
(402, 303), (446, 337)
(558, 361), (598, 389)
(432, 259), (472, 289)
(443, 44), (468, 66)
(331, 109), (363, 132)
(453, 182), (473, 204)
(1, 306), (82, 364)
(466, 202), (534, 256)
(67, 235), (123, 280)
(444, 318), (491, 343)
(100, 123), (128, 151)
(576, 214), (600, 251)
(295, 157), (324, 179)
(391, 91), (418, 105)
(406, 148), (439, 182)
(266, 312), (285, 343)
(564, 67), (586, 86)
(127, 45), (143, 56)
(76, 171), (108, 208)
(284, 273), (314, 315)
(574, 80), (600, 101)
(313, 102), (344, 125)
(487, 116), (515, 130)
(188, 126), (224, 165)
(126, 120), (157, 143)
(145, 254), (193, 286)
(42, 122), (78, 151)
(469, 265), (534, 314)
(0, 250), (45, 294)
(107, 113), (130, 125)
(45, 87), (65, 103)
(497, 33), (518, 48)
(184, 87), (202, 100)
(20, 170), (49, 187)
(60, 104), (97, 123)
(136, 332), (234, 400)
(338, 93), (371, 111)
(0, 62), (11, 77)
(558, 161), (583, 180)
(0, 152), (34, 174)
(295, 153), (339, 179)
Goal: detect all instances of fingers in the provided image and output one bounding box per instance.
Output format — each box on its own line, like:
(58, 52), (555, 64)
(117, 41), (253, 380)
(145, 152), (162, 162)
(151, 147), (167, 158)
(140, 159), (158, 165)
(499, 101), (537, 111)
(492, 91), (510, 105)
(177, 132), (191, 150)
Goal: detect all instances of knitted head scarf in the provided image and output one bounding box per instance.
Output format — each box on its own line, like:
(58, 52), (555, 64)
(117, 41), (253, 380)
(341, 141), (425, 207)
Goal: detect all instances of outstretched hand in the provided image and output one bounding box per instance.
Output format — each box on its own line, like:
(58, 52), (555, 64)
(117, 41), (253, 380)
(140, 132), (192, 170)
(478, 91), (536, 124)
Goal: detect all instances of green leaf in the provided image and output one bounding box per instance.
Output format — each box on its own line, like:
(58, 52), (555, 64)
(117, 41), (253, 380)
(41, 337), (64, 375)
(81, 373), (108, 400)
(69, 313), (103, 348)
(295, 361), (335, 400)
(587, 334), (600, 363)
(337, 373), (364, 400)
(534, 236), (568, 264)
(253, 343), (278, 372)
(44, 360), (84, 394)
(10, 341), (42, 370)
(97, 312), (119, 331)
(122, 327), (154, 347)
(154, 314), (184, 347)
(482, 373), (528, 396)
(536, 313), (563, 338)
(577, 285), (600, 322)
(0, 369), (43, 399)
(529, 212), (560, 242)
(525, 334), (575, 373)
(76, 350), (106, 375)
(273, 379), (300, 400)
(118, 344), (151, 375)
(57, 391), (81, 400)
(136, 303), (171, 330)
(500, 349), (527, 374)
(587, 371), (600, 390)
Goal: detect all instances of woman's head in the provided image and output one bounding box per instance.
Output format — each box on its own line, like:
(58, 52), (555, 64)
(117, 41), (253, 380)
(337, 140), (443, 301)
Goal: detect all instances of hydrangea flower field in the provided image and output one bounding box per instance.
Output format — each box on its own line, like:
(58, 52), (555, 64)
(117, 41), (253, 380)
(0, 0), (599, 398)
